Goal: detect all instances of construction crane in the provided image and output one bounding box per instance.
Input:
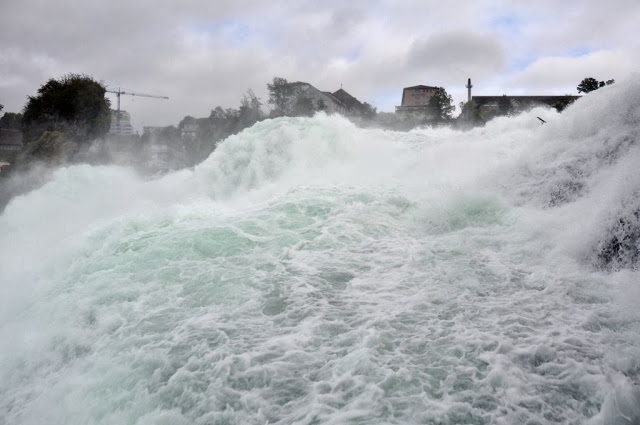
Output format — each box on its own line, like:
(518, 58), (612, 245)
(106, 88), (169, 134)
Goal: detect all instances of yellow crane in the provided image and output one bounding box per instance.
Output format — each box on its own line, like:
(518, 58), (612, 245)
(106, 88), (169, 133)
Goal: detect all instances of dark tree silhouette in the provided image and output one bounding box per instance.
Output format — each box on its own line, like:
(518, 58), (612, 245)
(428, 87), (454, 121)
(22, 73), (110, 145)
(577, 77), (615, 94)
(267, 77), (298, 117)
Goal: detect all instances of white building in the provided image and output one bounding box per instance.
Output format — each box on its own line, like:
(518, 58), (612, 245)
(109, 110), (134, 135)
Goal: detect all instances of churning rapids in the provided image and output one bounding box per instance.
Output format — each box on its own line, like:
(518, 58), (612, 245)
(2, 80), (640, 425)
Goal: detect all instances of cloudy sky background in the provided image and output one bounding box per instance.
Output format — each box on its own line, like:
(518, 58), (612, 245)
(1, 0), (639, 130)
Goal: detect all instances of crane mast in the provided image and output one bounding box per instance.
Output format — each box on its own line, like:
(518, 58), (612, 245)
(106, 88), (169, 134)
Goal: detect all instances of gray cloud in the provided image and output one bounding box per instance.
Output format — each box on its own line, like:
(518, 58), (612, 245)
(505, 46), (640, 94)
(407, 30), (506, 80)
(1, 0), (638, 127)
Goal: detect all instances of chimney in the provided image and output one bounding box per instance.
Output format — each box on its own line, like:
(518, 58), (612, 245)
(465, 78), (473, 102)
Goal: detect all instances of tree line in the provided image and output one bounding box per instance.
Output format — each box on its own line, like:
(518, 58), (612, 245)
(142, 77), (381, 169)
(1, 74), (616, 172)
(0, 73), (618, 212)
(1, 75), (381, 173)
(0, 74), (456, 170)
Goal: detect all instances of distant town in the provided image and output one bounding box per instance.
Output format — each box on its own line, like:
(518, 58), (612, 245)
(107, 78), (581, 139)
(0, 74), (612, 211)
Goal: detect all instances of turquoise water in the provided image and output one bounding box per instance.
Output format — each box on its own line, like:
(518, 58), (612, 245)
(1, 81), (640, 424)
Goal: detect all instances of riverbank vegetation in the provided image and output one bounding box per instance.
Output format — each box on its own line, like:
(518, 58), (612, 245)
(0, 74), (613, 211)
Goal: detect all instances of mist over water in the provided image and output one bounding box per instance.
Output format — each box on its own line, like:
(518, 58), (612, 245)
(2, 79), (640, 424)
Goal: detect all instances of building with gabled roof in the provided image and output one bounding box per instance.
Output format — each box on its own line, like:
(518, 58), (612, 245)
(332, 88), (366, 115)
(287, 82), (348, 115)
(283, 82), (369, 117)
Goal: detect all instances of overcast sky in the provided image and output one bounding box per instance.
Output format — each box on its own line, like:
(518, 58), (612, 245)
(1, 0), (639, 130)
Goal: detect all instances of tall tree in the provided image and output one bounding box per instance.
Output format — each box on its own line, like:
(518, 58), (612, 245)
(457, 100), (482, 126)
(238, 89), (264, 127)
(428, 87), (455, 121)
(361, 102), (377, 120)
(267, 77), (298, 117)
(577, 77), (600, 93)
(22, 73), (111, 145)
(577, 77), (615, 93)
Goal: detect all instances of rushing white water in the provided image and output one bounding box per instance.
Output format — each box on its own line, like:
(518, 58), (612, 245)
(1, 79), (640, 425)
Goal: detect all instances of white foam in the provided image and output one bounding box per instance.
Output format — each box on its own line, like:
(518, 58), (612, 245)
(2, 77), (640, 424)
